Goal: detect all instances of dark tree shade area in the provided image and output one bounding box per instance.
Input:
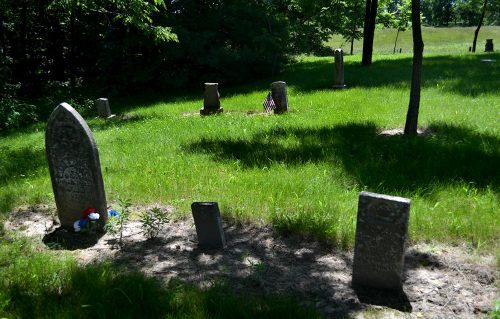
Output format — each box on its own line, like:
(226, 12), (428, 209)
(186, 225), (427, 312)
(0, 0), (354, 130)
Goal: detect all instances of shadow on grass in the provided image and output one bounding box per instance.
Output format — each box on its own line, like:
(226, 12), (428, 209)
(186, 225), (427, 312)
(3, 260), (323, 319)
(185, 122), (500, 194)
(282, 53), (500, 96)
(0, 146), (46, 188)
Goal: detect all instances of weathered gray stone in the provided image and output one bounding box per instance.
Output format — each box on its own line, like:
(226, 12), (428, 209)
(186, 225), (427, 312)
(95, 98), (114, 118)
(485, 39), (494, 52)
(333, 48), (346, 89)
(352, 191), (411, 291)
(45, 103), (107, 228)
(200, 83), (223, 115)
(191, 202), (226, 249)
(271, 81), (288, 114)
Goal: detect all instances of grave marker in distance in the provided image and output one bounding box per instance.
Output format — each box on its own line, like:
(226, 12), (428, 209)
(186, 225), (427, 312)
(333, 48), (347, 89)
(200, 83), (223, 115)
(271, 81), (288, 114)
(45, 102), (107, 228)
(352, 191), (411, 291)
(95, 98), (115, 118)
(191, 202), (226, 249)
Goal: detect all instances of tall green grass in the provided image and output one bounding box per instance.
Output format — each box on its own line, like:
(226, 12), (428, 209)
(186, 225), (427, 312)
(0, 51), (499, 252)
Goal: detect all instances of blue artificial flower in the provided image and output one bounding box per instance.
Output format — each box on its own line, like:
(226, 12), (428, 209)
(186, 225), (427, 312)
(108, 209), (119, 217)
(78, 218), (89, 228)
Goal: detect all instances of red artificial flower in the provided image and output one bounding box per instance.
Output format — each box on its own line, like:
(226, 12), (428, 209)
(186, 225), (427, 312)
(82, 207), (96, 220)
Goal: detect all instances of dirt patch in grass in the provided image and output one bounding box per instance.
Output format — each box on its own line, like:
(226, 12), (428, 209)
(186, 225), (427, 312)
(5, 206), (499, 319)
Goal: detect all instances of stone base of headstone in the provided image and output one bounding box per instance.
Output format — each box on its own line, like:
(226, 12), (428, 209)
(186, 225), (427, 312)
(199, 107), (224, 115)
(191, 202), (226, 249)
(333, 84), (347, 89)
(352, 191), (411, 291)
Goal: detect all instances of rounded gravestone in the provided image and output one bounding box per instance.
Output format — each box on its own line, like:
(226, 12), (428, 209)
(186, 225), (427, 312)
(45, 103), (107, 228)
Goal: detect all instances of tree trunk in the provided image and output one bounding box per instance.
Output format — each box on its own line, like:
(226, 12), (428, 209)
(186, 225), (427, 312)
(351, 37), (354, 55)
(69, 6), (76, 92)
(393, 28), (400, 54)
(0, 11), (5, 57)
(362, 0), (378, 66)
(404, 0), (424, 136)
(19, 0), (28, 95)
(472, 0), (488, 53)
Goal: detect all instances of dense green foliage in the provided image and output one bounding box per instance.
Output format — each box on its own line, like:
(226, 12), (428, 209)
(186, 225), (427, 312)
(2, 0), (499, 131)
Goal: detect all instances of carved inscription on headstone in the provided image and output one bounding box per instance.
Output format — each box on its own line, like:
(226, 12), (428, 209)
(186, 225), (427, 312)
(95, 98), (114, 118)
(191, 202), (226, 249)
(352, 191), (411, 291)
(333, 48), (347, 89)
(200, 83), (223, 115)
(45, 103), (107, 228)
(271, 81), (288, 114)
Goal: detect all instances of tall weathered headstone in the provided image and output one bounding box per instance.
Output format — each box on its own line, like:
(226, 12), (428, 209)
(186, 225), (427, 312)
(45, 103), (107, 228)
(191, 202), (226, 249)
(200, 83), (223, 115)
(485, 39), (494, 52)
(271, 81), (288, 114)
(352, 191), (411, 291)
(95, 98), (114, 118)
(333, 48), (346, 89)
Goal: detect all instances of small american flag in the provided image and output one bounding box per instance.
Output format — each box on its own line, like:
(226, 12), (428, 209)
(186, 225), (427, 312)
(263, 92), (275, 113)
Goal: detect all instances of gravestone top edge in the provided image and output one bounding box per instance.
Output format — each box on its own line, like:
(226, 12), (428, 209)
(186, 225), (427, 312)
(272, 81), (286, 85)
(359, 191), (411, 205)
(47, 103), (96, 147)
(191, 202), (219, 207)
(204, 82), (219, 86)
(97, 97), (108, 101)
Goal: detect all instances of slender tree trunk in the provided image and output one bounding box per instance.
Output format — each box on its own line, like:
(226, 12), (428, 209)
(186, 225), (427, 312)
(69, 6), (76, 92)
(362, 0), (378, 66)
(404, 0), (424, 136)
(0, 11), (5, 57)
(19, 0), (28, 95)
(393, 28), (400, 54)
(472, 0), (488, 53)
(351, 37), (354, 55)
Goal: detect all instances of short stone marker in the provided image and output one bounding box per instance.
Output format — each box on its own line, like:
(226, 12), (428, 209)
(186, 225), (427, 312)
(191, 202), (226, 249)
(271, 81), (288, 114)
(485, 39), (494, 52)
(352, 191), (411, 291)
(200, 83), (223, 115)
(333, 48), (347, 89)
(95, 98), (115, 118)
(45, 102), (107, 229)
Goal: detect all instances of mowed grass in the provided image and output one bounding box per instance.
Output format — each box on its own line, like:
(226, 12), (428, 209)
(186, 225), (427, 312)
(327, 26), (500, 54)
(1, 50), (498, 253)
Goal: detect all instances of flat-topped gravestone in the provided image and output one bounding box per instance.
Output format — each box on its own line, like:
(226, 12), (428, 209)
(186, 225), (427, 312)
(200, 83), (223, 115)
(95, 98), (115, 118)
(45, 103), (107, 229)
(333, 48), (346, 89)
(271, 81), (288, 114)
(352, 191), (411, 291)
(485, 39), (494, 52)
(191, 202), (226, 249)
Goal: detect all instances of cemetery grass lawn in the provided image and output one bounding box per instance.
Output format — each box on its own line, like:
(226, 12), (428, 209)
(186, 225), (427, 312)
(0, 238), (321, 318)
(327, 26), (500, 55)
(0, 52), (499, 257)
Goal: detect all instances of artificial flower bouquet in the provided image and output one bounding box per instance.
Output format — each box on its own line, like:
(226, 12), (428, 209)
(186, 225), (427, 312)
(73, 207), (101, 233)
